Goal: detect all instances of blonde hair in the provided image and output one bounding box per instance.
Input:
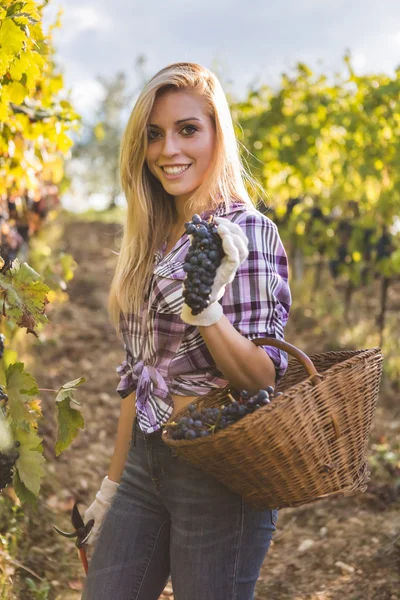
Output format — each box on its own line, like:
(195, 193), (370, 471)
(108, 62), (267, 334)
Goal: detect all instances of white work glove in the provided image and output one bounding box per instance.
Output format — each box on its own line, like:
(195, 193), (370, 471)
(83, 476), (119, 546)
(181, 216), (249, 327)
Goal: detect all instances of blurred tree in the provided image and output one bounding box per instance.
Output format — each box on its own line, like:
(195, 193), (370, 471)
(72, 71), (131, 209)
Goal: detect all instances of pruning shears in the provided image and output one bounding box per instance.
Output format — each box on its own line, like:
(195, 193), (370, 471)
(53, 502), (94, 574)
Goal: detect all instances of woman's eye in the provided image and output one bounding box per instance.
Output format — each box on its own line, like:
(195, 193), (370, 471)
(147, 129), (160, 140)
(181, 125), (197, 135)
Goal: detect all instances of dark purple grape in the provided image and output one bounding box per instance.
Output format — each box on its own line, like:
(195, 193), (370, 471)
(196, 225), (208, 237)
(185, 223), (196, 234)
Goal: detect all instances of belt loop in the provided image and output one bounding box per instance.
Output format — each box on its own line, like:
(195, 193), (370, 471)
(132, 415), (137, 447)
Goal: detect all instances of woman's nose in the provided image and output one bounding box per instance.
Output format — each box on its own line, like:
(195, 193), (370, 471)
(161, 132), (180, 156)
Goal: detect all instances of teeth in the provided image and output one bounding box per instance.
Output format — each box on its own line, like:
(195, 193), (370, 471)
(163, 165), (190, 175)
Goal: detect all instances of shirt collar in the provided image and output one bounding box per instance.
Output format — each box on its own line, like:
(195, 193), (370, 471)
(154, 200), (250, 263)
(200, 199), (248, 220)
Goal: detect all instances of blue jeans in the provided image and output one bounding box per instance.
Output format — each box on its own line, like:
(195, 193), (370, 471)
(82, 421), (278, 600)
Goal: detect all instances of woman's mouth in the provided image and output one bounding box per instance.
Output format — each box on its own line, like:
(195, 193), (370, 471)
(161, 164), (192, 179)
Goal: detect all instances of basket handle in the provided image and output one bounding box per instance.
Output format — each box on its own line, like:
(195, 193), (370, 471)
(251, 337), (324, 386)
(252, 338), (341, 440)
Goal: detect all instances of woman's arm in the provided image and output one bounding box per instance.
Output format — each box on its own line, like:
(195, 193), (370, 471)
(198, 315), (276, 393)
(182, 213), (290, 392)
(107, 391), (136, 483)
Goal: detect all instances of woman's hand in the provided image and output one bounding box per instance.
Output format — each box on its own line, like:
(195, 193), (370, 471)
(83, 476), (119, 546)
(181, 217), (249, 327)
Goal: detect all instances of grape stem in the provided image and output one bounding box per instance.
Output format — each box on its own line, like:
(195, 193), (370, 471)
(211, 411), (222, 434)
(37, 388), (59, 392)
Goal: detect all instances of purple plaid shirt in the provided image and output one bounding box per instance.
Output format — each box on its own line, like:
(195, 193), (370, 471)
(116, 201), (291, 434)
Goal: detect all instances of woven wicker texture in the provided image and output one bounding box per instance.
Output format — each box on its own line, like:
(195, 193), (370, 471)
(162, 340), (383, 509)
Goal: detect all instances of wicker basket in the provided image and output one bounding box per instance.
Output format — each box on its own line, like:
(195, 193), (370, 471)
(162, 338), (383, 509)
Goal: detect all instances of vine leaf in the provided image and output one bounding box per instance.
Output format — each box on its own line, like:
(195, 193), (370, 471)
(14, 428), (45, 497)
(13, 465), (39, 507)
(0, 260), (50, 336)
(55, 377), (86, 456)
(5, 362), (39, 426)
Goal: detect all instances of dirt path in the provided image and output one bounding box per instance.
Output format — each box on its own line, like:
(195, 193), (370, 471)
(20, 218), (400, 600)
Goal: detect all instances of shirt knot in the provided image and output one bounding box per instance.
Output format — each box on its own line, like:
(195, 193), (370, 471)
(132, 361), (171, 408)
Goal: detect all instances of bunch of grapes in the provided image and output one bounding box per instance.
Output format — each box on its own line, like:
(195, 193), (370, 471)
(182, 215), (226, 315)
(0, 441), (20, 492)
(166, 386), (283, 441)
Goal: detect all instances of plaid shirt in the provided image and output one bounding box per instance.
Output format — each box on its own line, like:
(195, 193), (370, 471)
(116, 201), (291, 434)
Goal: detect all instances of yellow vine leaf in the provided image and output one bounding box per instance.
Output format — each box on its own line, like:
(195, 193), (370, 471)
(0, 18), (26, 58)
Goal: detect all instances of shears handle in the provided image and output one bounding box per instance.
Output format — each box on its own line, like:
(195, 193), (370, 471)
(79, 547), (89, 574)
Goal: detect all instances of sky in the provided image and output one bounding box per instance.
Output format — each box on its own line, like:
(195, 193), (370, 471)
(44, 0), (400, 118)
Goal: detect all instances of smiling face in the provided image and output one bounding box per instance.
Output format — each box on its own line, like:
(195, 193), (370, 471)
(145, 89), (216, 211)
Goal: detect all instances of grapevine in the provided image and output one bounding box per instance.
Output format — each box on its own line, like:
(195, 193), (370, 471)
(233, 54), (400, 336)
(0, 0), (84, 503)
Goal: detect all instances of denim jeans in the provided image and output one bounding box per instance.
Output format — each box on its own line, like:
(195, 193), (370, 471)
(82, 421), (278, 600)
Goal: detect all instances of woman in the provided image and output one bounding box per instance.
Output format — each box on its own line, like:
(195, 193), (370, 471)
(82, 62), (291, 600)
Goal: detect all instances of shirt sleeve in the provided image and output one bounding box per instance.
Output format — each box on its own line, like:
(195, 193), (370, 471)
(219, 210), (292, 383)
(115, 312), (136, 399)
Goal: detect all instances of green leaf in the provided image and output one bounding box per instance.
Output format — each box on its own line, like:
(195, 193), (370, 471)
(14, 427), (45, 496)
(0, 259), (50, 335)
(13, 467), (39, 508)
(55, 377), (86, 455)
(5, 362), (39, 425)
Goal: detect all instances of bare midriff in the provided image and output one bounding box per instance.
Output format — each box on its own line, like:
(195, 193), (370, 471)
(130, 392), (201, 425)
(169, 393), (199, 421)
